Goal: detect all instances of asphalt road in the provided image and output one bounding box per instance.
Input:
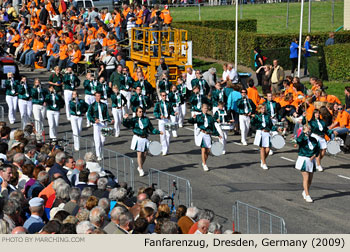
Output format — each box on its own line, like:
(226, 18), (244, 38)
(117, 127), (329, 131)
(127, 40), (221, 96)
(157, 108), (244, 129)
(2, 67), (350, 234)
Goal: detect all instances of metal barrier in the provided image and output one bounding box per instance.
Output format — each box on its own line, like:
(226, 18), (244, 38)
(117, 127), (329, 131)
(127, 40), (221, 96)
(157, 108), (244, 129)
(0, 105), (4, 122)
(232, 200), (287, 234)
(64, 132), (135, 189)
(148, 168), (192, 208)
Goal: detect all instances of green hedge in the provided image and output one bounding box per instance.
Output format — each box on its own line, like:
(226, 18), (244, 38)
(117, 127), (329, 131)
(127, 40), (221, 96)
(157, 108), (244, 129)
(173, 19), (257, 32)
(324, 43), (350, 81)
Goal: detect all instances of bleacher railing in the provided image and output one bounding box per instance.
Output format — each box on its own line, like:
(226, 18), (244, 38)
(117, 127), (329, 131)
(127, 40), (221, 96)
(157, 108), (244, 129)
(64, 132), (135, 189)
(232, 200), (287, 234)
(148, 168), (192, 208)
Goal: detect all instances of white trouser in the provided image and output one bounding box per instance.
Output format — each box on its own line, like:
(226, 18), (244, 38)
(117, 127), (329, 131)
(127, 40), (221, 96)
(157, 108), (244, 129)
(94, 122), (106, 158)
(191, 111), (201, 144)
(6, 95), (18, 124)
(219, 130), (228, 151)
(18, 99), (32, 129)
(239, 115), (251, 143)
(179, 103), (186, 127)
(85, 94), (95, 126)
(120, 90), (131, 114)
(47, 110), (60, 139)
(71, 115), (83, 150)
(170, 106), (180, 137)
(158, 119), (171, 154)
(32, 104), (46, 135)
(64, 90), (73, 120)
(112, 107), (123, 136)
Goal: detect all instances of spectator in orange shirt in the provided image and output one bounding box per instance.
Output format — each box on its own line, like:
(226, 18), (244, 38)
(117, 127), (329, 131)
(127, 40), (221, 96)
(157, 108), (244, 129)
(247, 79), (260, 106)
(321, 91), (341, 105)
(113, 8), (122, 41)
(29, 37), (46, 71)
(161, 5), (172, 28)
(331, 104), (350, 136)
(58, 40), (69, 69)
(67, 44), (82, 69)
(9, 30), (21, 56)
(107, 34), (117, 51)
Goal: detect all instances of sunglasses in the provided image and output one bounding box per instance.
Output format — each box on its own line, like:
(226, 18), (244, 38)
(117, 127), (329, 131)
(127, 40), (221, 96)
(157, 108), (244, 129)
(338, 108), (343, 111)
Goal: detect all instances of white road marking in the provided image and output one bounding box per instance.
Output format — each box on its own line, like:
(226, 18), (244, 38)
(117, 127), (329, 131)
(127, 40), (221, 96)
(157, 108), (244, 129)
(233, 142), (242, 146)
(338, 175), (350, 180)
(184, 127), (194, 132)
(280, 157), (295, 162)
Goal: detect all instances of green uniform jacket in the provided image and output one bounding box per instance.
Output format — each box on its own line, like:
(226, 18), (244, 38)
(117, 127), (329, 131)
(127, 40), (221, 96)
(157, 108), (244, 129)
(158, 79), (172, 94)
(302, 117), (333, 137)
(122, 116), (160, 137)
(110, 93), (127, 108)
(191, 78), (210, 96)
(263, 100), (281, 120)
(5, 79), (19, 96)
(83, 79), (98, 95)
(63, 73), (81, 90)
(153, 100), (175, 119)
(96, 83), (112, 100)
(31, 87), (49, 105)
(69, 99), (89, 116)
(133, 79), (154, 96)
(49, 73), (63, 93)
(17, 83), (32, 100)
(213, 109), (230, 123)
(45, 92), (65, 111)
(130, 94), (151, 112)
(109, 71), (122, 88)
(189, 93), (211, 112)
(87, 101), (111, 123)
(168, 91), (184, 106)
(188, 113), (219, 136)
(178, 83), (187, 96)
(251, 113), (277, 131)
(120, 75), (134, 91)
(296, 132), (320, 158)
(211, 89), (226, 107)
(236, 98), (256, 114)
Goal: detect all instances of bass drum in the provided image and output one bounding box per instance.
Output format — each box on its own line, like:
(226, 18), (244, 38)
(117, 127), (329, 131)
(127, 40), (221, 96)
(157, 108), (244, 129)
(149, 141), (162, 156)
(211, 142), (224, 156)
(327, 140), (341, 155)
(271, 134), (285, 150)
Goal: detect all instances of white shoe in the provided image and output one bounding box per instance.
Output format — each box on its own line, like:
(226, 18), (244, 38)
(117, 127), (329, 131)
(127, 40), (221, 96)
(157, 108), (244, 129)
(302, 190), (306, 200)
(202, 163), (209, 172)
(162, 152), (167, 156)
(179, 124), (183, 128)
(305, 195), (313, 203)
(316, 165), (324, 172)
(222, 150), (226, 155)
(137, 167), (145, 177)
(269, 150), (273, 155)
(260, 160), (263, 167)
(173, 134), (178, 138)
(115, 134), (120, 137)
(241, 141), (248, 146)
(97, 157), (102, 161)
(261, 163), (269, 170)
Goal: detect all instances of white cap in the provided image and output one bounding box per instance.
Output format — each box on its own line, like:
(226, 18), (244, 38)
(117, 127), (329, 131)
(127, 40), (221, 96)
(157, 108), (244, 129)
(29, 197), (44, 207)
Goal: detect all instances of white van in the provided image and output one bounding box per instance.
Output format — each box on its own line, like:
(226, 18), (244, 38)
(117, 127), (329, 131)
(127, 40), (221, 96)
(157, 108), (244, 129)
(72, 0), (115, 11)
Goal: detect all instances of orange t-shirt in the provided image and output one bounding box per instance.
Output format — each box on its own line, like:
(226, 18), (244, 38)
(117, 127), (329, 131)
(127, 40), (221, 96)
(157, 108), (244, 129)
(23, 38), (33, 51)
(11, 34), (21, 47)
(247, 87), (260, 106)
(86, 34), (94, 46)
(59, 44), (68, 60)
(136, 10), (143, 25)
(72, 50), (82, 64)
(306, 104), (315, 121)
(65, 37), (73, 45)
(114, 13), (122, 27)
(33, 39), (44, 52)
(46, 43), (53, 56)
(162, 9), (172, 24)
(327, 95), (341, 105)
(123, 8), (130, 18)
(336, 111), (350, 128)
(88, 27), (97, 38)
(97, 27), (108, 37)
(107, 39), (117, 50)
(39, 182), (55, 204)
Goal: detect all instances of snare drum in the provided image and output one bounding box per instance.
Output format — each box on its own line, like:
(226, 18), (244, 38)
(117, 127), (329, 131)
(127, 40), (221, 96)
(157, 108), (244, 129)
(211, 141), (224, 156)
(149, 141), (162, 156)
(101, 127), (115, 137)
(270, 134), (285, 149)
(220, 123), (234, 131)
(327, 140), (341, 155)
(164, 122), (178, 131)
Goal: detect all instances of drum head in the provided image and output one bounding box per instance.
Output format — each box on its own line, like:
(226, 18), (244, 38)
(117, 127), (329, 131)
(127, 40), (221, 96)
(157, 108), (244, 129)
(211, 142), (223, 156)
(271, 135), (285, 149)
(149, 141), (162, 156)
(327, 140), (341, 155)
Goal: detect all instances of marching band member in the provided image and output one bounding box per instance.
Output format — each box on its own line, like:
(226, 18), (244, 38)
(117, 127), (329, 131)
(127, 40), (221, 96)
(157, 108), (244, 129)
(211, 82), (226, 115)
(130, 86), (151, 117)
(48, 66), (63, 93)
(236, 89), (256, 146)
(17, 76), (33, 129)
(177, 75), (188, 127)
(189, 85), (212, 145)
(189, 103), (220, 172)
(87, 92), (113, 161)
(168, 84), (184, 138)
(83, 72), (98, 127)
(110, 86), (127, 137)
(133, 71), (154, 97)
(31, 78), (48, 139)
(45, 85), (65, 140)
(122, 107), (163, 177)
(63, 67), (80, 120)
(213, 101), (232, 155)
(263, 93), (281, 124)
(154, 91), (176, 156)
(251, 104), (278, 170)
(69, 91), (89, 151)
(295, 125), (320, 203)
(5, 72), (19, 124)
(191, 70), (210, 96)
(158, 73), (172, 97)
(96, 76), (111, 105)
(302, 109), (336, 172)
(120, 66), (134, 114)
